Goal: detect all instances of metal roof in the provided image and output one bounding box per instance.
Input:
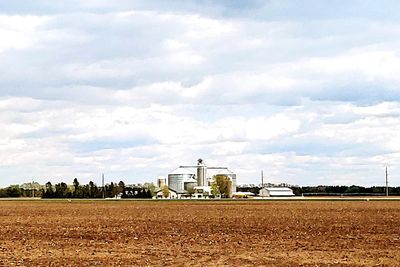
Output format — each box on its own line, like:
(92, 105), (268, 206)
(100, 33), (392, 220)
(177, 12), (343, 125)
(168, 167), (195, 175)
(262, 187), (294, 196)
(264, 187), (293, 191)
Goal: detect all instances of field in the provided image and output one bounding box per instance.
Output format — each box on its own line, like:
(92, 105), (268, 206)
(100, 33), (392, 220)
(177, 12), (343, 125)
(0, 200), (399, 266)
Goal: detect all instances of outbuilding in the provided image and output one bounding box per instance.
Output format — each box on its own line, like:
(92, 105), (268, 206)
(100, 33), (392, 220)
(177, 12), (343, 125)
(259, 187), (295, 197)
(193, 186), (212, 199)
(155, 188), (178, 199)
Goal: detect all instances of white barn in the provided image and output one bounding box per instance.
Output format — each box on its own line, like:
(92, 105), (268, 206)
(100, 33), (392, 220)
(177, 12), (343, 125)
(259, 187), (295, 197)
(155, 188), (178, 199)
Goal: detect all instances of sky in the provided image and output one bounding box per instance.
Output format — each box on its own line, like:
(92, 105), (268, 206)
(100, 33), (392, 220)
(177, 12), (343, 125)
(1, 0), (400, 187)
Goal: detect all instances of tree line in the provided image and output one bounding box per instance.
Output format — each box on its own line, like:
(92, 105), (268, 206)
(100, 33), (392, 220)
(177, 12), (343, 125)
(3, 180), (400, 198)
(237, 184), (400, 196)
(0, 179), (156, 199)
(0, 185), (40, 198)
(292, 185), (400, 196)
(42, 178), (156, 199)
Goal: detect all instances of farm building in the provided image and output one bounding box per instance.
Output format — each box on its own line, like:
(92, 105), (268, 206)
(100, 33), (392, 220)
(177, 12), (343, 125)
(161, 159), (237, 198)
(155, 188), (178, 199)
(259, 187), (295, 197)
(167, 167), (197, 194)
(193, 186), (212, 199)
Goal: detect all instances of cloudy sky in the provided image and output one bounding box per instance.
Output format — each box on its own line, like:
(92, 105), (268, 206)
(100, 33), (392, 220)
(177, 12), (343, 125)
(1, 0), (400, 187)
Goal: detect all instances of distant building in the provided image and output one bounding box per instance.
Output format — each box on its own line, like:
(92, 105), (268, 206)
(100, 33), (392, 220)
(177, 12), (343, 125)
(168, 167), (196, 194)
(164, 159), (237, 198)
(157, 176), (166, 189)
(193, 186), (212, 199)
(155, 188), (178, 199)
(259, 187), (295, 197)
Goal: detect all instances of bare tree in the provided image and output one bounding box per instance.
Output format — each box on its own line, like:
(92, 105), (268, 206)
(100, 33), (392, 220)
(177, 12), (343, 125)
(162, 185), (170, 198)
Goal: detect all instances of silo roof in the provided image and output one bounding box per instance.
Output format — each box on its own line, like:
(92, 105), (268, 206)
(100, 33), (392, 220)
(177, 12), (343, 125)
(169, 167), (195, 175)
(208, 168), (234, 175)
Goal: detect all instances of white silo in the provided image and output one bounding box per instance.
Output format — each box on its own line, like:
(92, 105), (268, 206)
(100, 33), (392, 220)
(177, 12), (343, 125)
(197, 158), (207, 186)
(168, 167), (195, 193)
(157, 176), (166, 188)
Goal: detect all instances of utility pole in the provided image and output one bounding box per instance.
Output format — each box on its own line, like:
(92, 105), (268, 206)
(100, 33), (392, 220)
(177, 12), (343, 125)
(261, 170), (264, 199)
(385, 166), (389, 197)
(261, 170), (264, 187)
(102, 173), (105, 199)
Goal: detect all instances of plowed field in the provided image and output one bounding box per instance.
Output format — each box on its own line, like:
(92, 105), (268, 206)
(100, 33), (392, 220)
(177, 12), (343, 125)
(0, 200), (399, 266)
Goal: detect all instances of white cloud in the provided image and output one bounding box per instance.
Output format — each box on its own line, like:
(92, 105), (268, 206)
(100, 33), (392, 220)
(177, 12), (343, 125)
(1, 95), (399, 186)
(0, 15), (49, 53)
(1, 2), (400, 187)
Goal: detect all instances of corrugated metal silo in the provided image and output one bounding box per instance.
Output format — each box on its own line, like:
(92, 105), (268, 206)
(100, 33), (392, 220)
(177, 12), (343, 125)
(168, 168), (195, 193)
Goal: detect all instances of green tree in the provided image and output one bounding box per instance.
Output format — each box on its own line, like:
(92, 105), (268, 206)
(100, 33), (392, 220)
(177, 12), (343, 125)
(6, 185), (22, 197)
(106, 182), (115, 198)
(43, 182), (54, 198)
(55, 182), (69, 198)
(211, 182), (220, 197)
(144, 182), (156, 197)
(111, 182), (118, 198)
(0, 188), (8, 197)
(145, 188), (153, 198)
(118, 181), (125, 196)
(213, 175), (232, 198)
(73, 178), (81, 198)
(89, 181), (95, 198)
(82, 184), (89, 198)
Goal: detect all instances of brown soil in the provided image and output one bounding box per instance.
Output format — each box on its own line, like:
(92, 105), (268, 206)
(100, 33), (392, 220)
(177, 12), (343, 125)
(0, 200), (399, 266)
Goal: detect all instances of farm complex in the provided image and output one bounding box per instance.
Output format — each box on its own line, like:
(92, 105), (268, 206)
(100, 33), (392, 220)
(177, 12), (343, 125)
(0, 200), (399, 266)
(156, 158), (237, 198)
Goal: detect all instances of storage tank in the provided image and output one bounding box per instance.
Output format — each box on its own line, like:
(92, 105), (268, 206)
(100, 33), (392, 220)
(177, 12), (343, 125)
(184, 179), (198, 192)
(197, 159), (207, 186)
(157, 176), (166, 188)
(168, 168), (195, 193)
(230, 173), (237, 193)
